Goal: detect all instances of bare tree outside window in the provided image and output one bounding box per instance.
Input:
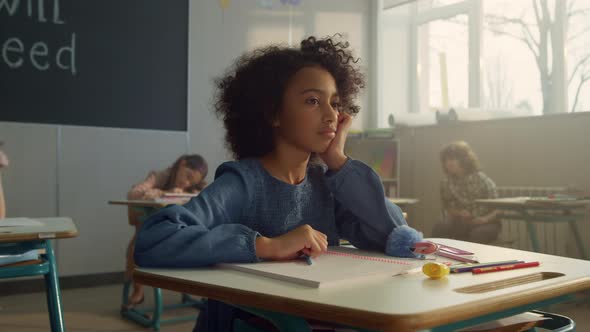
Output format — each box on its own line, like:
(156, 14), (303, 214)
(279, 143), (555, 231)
(484, 56), (514, 110)
(485, 0), (590, 114)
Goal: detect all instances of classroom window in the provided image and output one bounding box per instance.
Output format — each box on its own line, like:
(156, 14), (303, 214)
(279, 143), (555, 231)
(417, 15), (469, 113)
(378, 0), (590, 127)
(481, 0), (543, 116)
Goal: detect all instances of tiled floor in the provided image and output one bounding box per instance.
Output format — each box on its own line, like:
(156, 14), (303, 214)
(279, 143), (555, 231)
(0, 284), (589, 331)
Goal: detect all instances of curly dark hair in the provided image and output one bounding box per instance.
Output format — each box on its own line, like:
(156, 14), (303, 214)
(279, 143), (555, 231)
(214, 35), (365, 160)
(440, 141), (481, 175)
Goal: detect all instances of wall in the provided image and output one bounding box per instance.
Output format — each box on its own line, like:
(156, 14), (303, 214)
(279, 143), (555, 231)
(0, 123), (187, 276)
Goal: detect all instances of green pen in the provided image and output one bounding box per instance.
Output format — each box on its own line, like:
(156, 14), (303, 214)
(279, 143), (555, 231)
(301, 254), (313, 266)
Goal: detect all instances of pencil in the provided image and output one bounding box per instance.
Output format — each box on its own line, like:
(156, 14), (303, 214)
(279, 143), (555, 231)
(451, 260), (524, 273)
(472, 261), (540, 274)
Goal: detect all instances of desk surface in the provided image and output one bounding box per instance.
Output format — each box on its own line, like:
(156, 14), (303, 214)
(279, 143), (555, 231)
(387, 198), (419, 206)
(108, 199), (186, 208)
(134, 239), (590, 331)
(113, 198), (419, 208)
(0, 217), (78, 243)
(476, 197), (590, 209)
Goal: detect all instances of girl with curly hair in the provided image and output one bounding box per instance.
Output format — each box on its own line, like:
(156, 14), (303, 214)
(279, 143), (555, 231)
(134, 35), (413, 331)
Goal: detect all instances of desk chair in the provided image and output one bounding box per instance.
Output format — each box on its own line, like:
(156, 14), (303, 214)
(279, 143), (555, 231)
(0, 241), (64, 332)
(530, 310), (576, 331)
(232, 306), (576, 332)
(122, 205), (204, 331)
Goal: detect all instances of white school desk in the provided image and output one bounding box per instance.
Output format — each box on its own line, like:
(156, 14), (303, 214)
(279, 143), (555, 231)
(476, 197), (589, 260)
(108, 199), (184, 210)
(387, 198), (419, 207)
(0, 217), (78, 332)
(0, 217), (77, 243)
(133, 238), (590, 332)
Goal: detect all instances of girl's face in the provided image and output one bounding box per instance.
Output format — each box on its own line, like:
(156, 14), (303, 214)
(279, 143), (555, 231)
(174, 161), (203, 190)
(444, 158), (465, 177)
(274, 66), (341, 154)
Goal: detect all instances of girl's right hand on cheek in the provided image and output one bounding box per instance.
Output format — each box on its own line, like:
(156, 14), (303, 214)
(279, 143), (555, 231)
(255, 224), (328, 261)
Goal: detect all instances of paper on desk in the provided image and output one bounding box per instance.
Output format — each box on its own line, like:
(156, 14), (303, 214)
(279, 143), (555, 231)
(459, 312), (549, 331)
(0, 218), (43, 227)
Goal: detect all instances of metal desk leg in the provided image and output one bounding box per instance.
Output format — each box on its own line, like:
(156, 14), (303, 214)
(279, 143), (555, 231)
(43, 240), (66, 332)
(525, 221), (541, 253)
(521, 210), (542, 253)
(568, 220), (588, 260)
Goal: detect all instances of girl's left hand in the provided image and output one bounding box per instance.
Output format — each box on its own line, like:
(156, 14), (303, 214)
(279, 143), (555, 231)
(319, 112), (352, 171)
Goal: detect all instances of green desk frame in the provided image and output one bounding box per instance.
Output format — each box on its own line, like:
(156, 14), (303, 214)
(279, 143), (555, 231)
(0, 240), (65, 332)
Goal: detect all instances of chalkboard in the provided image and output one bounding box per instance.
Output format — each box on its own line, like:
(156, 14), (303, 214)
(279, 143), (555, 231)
(0, 0), (188, 131)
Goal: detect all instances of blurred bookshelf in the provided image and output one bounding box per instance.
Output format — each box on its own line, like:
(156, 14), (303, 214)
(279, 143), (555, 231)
(345, 130), (400, 197)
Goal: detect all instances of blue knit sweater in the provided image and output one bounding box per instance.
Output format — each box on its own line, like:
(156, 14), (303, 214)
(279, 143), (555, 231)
(134, 158), (407, 268)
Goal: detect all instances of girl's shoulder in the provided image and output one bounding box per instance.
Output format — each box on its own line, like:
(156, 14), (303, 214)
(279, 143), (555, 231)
(475, 171), (496, 186)
(470, 171), (489, 181)
(214, 159), (265, 183)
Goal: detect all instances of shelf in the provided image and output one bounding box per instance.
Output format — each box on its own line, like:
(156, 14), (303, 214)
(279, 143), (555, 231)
(345, 136), (400, 197)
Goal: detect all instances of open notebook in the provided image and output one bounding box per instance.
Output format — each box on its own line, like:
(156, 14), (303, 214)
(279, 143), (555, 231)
(220, 246), (420, 288)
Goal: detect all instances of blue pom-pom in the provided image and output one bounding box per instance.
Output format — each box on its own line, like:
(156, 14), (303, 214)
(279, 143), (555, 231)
(385, 225), (424, 258)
